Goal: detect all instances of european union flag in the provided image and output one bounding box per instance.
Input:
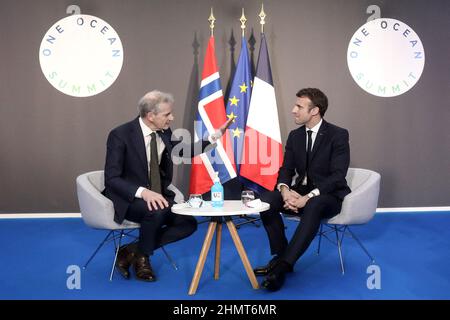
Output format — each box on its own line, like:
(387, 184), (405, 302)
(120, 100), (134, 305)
(225, 36), (252, 174)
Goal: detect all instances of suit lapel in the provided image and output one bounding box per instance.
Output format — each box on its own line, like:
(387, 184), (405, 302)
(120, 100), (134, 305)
(310, 120), (328, 162)
(158, 129), (172, 155)
(130, 117), (148, 173)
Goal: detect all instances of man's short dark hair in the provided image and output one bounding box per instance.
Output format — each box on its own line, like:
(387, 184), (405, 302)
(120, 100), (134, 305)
(296, 88), (328, 117)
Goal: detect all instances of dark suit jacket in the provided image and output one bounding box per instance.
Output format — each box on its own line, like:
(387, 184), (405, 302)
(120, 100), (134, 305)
(277, 120), (351, 200)
(104, 117), (210, 224)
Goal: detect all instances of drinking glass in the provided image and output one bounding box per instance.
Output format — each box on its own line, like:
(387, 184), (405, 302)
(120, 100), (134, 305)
(241, 190), (255, 205)
(188, 194), (203, 208)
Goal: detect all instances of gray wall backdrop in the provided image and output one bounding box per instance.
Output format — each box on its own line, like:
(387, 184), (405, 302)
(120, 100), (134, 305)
(1, 0), (449, 213)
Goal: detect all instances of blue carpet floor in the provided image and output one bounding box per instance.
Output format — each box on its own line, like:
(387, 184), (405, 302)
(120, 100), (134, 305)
(0, 212), (449, 300)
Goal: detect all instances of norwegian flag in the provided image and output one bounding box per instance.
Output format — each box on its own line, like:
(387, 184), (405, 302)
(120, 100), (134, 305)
(189, 36), (237, 195)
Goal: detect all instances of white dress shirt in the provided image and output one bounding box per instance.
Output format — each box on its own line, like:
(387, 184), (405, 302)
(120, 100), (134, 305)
(135, 118), (166, 198)
(277, 119), (323, 198)
(135, 118), (222, 198)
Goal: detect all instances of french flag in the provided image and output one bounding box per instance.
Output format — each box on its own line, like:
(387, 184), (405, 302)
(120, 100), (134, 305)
(189, 36), (237, 195)
(239, 33), (283, 191)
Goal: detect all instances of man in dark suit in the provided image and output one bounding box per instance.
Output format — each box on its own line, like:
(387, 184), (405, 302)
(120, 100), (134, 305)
(255, 88), (351, 291)
(104, 90), (231, 282)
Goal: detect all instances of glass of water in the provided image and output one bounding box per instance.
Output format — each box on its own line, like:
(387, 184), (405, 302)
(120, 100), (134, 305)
(188, 194), (203, 208)
(241, 190), (255, 205)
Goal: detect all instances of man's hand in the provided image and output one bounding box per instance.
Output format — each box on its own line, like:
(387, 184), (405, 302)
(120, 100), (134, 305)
(219, 117), (234, 135)
(281, 187), (300, 212)
(209, 118), (234, 143)
(283, 195), (309, 213)
(280, 187), (308, 213)
(141, 189), (169, 211)
(280, 187), (300, 203)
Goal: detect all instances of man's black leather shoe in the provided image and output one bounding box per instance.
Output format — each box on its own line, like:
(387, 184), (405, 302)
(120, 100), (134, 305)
(253, 256), (280, 276)
(261, 260), (293, 292)
(254, 256), (294, 276)
(115, 244), (136, 279)
(261, 270), (286, 292)
(134, 253), (156, 282)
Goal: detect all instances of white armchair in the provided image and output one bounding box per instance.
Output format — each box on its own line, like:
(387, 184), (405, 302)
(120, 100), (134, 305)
(317, 168), (381, 274)
(76, 170), (182, 280)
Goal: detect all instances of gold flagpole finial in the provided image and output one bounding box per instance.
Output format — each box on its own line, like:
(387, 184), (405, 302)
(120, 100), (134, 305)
(240, 8), (247, 37)
(259, 3), (266, 33)
(208, 7), (216, 36)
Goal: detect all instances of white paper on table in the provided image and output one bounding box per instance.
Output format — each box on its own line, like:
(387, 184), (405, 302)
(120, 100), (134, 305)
(245, 199), (262, 208)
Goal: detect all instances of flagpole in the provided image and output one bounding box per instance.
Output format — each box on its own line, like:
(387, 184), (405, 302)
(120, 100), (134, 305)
(240, 8), (247, 37)
(190, 7), (237, 194)
(240, 2), (283, 192)
(208, 7), (216, 37)
(259, 3), (266, 34)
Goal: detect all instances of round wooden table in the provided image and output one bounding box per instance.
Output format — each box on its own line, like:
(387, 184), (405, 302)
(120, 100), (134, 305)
(172, 200), (270, 295)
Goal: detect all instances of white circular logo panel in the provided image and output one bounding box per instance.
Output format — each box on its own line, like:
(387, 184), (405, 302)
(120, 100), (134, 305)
(347, 18), (425, 97)
(39, 14), (123, 97)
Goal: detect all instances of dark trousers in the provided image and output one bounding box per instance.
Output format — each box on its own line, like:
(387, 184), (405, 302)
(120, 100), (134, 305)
(125, 199), (197, 256)
(259, 187), (342, 266)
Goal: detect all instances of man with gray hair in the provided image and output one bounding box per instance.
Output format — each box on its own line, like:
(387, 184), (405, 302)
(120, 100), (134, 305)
(103, 90), (231, 282)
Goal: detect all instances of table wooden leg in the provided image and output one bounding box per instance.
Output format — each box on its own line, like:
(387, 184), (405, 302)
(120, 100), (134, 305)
(214, 222), (222, 280)
(188, 221), (217, 295)
(225, 220), (259, 289)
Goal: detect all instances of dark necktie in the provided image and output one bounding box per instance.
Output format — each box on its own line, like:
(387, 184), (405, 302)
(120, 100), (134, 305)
(305, 129), (313, 186)
(306, 130), (313, 168)
(149, 132), (161, 194)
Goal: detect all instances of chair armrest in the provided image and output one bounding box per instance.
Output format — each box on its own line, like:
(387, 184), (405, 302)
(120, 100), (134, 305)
(327, 172), (381, 225)
(76, 174), (116, 229)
